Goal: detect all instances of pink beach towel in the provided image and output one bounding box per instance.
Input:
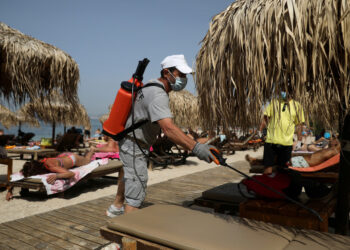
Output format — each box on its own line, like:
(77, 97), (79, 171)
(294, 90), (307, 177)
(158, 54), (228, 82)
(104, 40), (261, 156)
(91, 152), (119, 161)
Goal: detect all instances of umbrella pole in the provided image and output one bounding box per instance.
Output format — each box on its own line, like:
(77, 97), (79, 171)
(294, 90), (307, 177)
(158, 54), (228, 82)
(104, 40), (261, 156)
(52, 121), (56, 146)
(18, 121), (22, 136)
(335, 0), (349, 235)
(335, 113), (350, 235)
(64, 125), (66, 134)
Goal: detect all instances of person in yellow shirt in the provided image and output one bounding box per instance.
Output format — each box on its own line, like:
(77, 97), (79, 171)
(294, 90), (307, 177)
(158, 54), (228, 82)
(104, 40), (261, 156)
(259, 91), (305, 174)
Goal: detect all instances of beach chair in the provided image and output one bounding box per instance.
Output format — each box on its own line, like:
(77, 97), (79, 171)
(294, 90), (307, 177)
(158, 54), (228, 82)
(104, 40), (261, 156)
(0, 158), (13, 193)
(7, 159), (123, 198)
(148, 135), (187, 170)
(219, 132), (258, 154)
(100, 204), (350, 250)
(55, 133), (84, 152)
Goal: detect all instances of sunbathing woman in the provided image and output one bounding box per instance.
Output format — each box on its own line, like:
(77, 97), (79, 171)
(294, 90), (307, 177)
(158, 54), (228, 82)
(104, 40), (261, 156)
(5, 149), (96, 201)
(246, 139), (341, 169)
(21, 149), (96, 184)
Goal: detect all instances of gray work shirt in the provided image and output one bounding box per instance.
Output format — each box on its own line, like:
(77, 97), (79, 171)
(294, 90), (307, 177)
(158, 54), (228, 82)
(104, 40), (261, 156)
(120, 79), (172, 151)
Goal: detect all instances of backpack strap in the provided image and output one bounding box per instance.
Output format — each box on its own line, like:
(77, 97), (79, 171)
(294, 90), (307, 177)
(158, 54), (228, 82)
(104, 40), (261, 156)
(111, 82), (165, 141)
(140, 82), (165, 91)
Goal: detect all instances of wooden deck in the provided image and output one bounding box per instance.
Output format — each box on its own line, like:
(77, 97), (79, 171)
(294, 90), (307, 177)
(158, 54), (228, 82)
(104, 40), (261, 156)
(0, 164), (244, 249)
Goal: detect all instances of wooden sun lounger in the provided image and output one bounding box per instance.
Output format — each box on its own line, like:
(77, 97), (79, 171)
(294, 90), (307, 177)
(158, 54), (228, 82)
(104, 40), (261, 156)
(7, 159), (123, 195)
(6, 148), (57, 160)
(100, 204), (350, 250)
(0, 158), (13, 190)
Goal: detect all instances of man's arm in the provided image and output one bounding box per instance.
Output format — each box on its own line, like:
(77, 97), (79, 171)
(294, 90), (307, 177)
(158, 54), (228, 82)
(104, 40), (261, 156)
(157, 118), (197, 151)
(295, 124), (303, 141)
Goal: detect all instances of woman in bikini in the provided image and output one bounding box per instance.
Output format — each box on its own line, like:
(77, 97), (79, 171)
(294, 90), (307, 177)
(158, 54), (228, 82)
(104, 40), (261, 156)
(6, 149), (96, 201)
(20, 148), (96, 184)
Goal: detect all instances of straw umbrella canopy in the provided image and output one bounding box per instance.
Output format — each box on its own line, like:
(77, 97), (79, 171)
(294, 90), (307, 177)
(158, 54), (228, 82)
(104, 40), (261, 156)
(64, 103), (91, 131)
(196, 0), (350, 130)
(99, 114), (109, 125)
(169, 90), (201, 130)
(99, 104), (113, 125)
(0, 104), (18, 129)
(196, 0), (350, 234)
(21, 91), (89, 143)
(1, 107), (40, 132)
(0, 22), (79, 105)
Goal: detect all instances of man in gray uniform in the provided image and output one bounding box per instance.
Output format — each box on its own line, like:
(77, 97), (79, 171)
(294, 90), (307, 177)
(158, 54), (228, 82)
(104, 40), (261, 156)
(106, 55), (218, 217)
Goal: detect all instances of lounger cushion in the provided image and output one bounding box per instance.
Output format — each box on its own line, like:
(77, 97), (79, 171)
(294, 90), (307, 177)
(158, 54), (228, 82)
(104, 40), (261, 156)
(283, 233), (350, 250)
(288, 154), (339, 172)
(106, 205), (350, 250)
(107, 204), (296, 250)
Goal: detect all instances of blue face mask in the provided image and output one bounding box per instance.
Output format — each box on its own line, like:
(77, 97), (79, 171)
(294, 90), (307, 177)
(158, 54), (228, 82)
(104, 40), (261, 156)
(281, 91), (287, 99)
(324, 132), (331, 139)
(169, 71), (187, 91)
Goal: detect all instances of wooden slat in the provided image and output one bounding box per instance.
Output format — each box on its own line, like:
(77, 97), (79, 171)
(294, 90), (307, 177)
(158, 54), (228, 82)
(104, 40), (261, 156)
(17, 216), (90, 249)
(48, 210), (102, 231)
(59, 205), (107, 224)
(37, 214), (108, 245)
(4, 220), (78, 249)
(100, 226), (172, 250)
(0, 228), (36, 249)
(0, 224), (62, 249)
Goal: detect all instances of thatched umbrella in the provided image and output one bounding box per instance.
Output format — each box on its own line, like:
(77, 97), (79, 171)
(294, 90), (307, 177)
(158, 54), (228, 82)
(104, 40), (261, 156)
(0, 105), (18, 129)
(64, 103), (91, 132)
(196, 0), (350, 234)
(0, 22), (79, 105)
(169, 90), (201, 129)
(1, 107), (40, 133)
(21, 91), (90, 143)
(99, 114), (109, 125)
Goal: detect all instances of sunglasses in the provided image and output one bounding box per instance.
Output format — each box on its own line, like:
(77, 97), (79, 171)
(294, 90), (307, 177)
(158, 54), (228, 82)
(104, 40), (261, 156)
(282, 103), (287, 112)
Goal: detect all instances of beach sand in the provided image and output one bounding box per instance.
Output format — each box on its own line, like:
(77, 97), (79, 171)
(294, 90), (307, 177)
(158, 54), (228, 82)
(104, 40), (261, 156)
(0, 148), (263, 224)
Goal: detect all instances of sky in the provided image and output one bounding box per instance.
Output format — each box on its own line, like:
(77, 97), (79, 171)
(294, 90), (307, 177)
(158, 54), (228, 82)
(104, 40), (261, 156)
(1, 0), (234, 118)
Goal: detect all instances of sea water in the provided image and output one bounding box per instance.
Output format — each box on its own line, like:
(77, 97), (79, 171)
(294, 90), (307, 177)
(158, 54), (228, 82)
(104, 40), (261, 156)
(0, 118), (102, 141)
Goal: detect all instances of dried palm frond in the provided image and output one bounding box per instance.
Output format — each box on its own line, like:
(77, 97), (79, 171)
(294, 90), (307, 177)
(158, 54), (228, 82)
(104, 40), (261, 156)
(21, 90), (89, 128)
(196, 0), (350, 131)
(0, 22), (79, 105)
(99, 114), (109, 125)
(1, 107), (40, 129)
(0, 105), (17, 129)
(169, 90), (201, 129)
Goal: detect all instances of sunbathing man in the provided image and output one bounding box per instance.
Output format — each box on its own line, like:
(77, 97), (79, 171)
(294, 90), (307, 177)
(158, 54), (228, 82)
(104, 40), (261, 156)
(246, 138), (341, 169)
(294, 132), (332, 152)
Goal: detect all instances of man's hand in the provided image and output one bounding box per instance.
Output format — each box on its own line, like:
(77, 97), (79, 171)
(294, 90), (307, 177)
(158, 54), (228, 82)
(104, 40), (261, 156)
(46, 174), (57, 184)
(192, 143), (218, 163)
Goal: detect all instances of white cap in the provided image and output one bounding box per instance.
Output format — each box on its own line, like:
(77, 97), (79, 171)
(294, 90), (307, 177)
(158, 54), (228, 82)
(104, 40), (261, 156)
(161, 54), (193, 74)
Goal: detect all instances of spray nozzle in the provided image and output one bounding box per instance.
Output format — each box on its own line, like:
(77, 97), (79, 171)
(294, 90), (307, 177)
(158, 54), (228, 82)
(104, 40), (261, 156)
(133, 58), (150, 81)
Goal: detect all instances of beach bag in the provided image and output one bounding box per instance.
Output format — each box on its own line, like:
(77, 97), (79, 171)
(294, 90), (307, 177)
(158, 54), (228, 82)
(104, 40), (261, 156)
(242, 173), (291, 199)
